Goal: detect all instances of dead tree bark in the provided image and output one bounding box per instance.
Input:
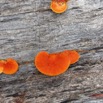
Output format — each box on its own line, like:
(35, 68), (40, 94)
(0, 0), (103, 103)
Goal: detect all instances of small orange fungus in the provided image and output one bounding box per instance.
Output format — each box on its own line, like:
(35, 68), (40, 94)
(64, 50), (80, 64)
(0, 60), (6, 74)
(50, 0), (68, 13)
(35, 51), (70, 76)
(0, 58), (18, 75)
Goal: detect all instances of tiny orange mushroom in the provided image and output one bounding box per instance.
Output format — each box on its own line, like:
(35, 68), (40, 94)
(3, 58), (19, 75)
(0, 60), (6, 74)
(0, 58), (19, 75)
(50, 0), (68, 13)
(35, 51), (70, 76)
(64, 50), (80, 64)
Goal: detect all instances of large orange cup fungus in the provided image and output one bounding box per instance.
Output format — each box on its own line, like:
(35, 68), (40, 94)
(34, 50), (80, 76)
(35, 51), (70, 76)
(64, 50), (80, 64)
(50, 0), (68, 13)
(0, 58), (19, 75)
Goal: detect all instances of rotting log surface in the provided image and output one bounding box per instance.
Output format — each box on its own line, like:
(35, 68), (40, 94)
(0, 0), (103, 103)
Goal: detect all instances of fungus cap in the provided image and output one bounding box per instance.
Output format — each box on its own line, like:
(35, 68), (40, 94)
(0, 60), (6, 74)
(50, 0), (68, 13)
(35, 51), (70, 76)
(64, 50), (80, 64)
(3, 58), (19, 75)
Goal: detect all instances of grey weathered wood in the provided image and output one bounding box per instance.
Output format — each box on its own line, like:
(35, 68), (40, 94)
(0, 0), (103, 103)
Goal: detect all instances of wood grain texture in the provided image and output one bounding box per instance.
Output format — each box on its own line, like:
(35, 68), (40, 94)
(0, 0), (103, 103)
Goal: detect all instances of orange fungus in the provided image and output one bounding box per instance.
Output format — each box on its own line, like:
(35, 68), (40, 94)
(64, 50), (80, 64)
(0, 60), (6, 74)
(50, 0), (68, 13)
(1, 58), (19, 75)
(0, 58), (18, 75)
(35, 51), (70, 76)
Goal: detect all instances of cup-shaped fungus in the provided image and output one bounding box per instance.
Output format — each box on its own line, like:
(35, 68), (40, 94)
(0, 58), (19, 75)
(3, 58), (19, 75)
(64, 50), (80, 64)
(0, 60), (6, 74)
(50, 0), (68, 13)
(35, 51), (70, 76)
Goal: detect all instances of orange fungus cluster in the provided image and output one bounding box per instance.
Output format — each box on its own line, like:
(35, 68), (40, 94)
(34, 50), (80, 76)
(0, 50), (80, 76)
